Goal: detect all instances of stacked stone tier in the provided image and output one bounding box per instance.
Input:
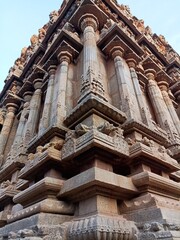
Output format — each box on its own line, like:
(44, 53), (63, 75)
(19, 148), (61, 180)
(59, 167), (138, 202)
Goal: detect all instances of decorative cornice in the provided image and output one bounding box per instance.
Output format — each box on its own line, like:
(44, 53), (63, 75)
(97, 24), (144, 57)
(64, 95), (127, 128)
(132, 171), (180, 199)
(13, 177), (64, 207)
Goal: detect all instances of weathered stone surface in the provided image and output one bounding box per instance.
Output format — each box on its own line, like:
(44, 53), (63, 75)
(0, 0), (180, 238)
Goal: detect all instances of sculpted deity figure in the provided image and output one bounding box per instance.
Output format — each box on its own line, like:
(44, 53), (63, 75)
(20, 47), (27, 62)
(10, 84), (18, 94)
(0, 108), (6, 125)
(30, 34), (39, 48)
(145, 26), (152, 36)
(134, 19), (145, 33)
(38, 27), (46, 43)
(119, 4), (132, 18)
(159, 34), (168, 45)
(49, 10), (59, 24)
(26, 46), (33, 61)
(100, 19), (115, 37)
(14, 58), (24, 71)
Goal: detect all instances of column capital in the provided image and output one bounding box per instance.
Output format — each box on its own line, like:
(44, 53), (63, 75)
(145, 69), (157, 80)
(79, 13), (99, 32)
(110, 46), (124, 59)
(23, 91), (33, 102)
(158, 81), (169, 92)
(47, 65), (57, 76)
(6, 103), (19, 113)
(57, 51), (72, 64)
(33, 78), (43, 90)
(125, 52), (141, 68)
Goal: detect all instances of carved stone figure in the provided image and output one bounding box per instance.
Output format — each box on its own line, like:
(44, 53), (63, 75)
(118, 4), (132, 18)
(49, 10), (59, 24)
(30, 34), (39, 48)
(75, 123), (90, 136)
(134, 18), (145, 33)
(0, 108), (6, 125)
(38, 27), (46, 43)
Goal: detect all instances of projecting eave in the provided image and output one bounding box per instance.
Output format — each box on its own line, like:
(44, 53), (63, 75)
(39, 29), (82, 67)
(138, 35), (169, 67)
(97, 23), (144, 57)
(103, 0), (141, 37)
(69, 0), (108, 30)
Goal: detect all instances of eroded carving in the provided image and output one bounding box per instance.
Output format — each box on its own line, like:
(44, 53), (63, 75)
(67, 215), (138, 240)
(49, 10), (59, 24)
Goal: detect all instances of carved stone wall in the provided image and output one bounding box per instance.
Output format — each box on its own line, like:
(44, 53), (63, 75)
(0, 0), (179, 239)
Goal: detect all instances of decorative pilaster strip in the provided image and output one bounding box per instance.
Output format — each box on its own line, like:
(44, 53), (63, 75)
(111, 47), (139, 120)
(50, 51), (72, 127)
(159, 81), (180, 136)
(11, 92), (33, 155)
(78, 14), (107, 103)
(38, 65), (56, 135)
(126, 53), (153, 126)
(0, 103), (18, 166)
(24, 79), (42, 145)
(146, 69), (178, 140)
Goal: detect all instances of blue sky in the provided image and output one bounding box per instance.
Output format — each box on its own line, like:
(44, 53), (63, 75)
(0, 0), (180, 91)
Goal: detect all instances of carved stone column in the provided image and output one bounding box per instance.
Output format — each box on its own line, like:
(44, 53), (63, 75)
(159, 81), (180, 136)
(50, 51), (72, 127)
(126, 54), (152, 126)
(78, 14), (107, 102)
(39, 65), (56, 135)
(0, 103), (18, 165)
(11, 92), (32, 152)
(111, 47), (140, 120)
(24, 79), (42, 144)
(146, 69), (178, 139)
(170, 81), (180, 120)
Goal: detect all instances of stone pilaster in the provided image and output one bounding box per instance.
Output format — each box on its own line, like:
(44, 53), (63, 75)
(159, 81), (180, 136)
(146, 69), (178, 139)
(111, 47), (140, 120)
(78, 14), (107, 102)
(24, 79), (42, 145)
(12, 92), (32, 150)
(170, 81), (180, 120)
(126, 54), (153, 126)
(50, 52), (72, 127)
(0, 103), (18, 166)
(38, 65), (56, 135)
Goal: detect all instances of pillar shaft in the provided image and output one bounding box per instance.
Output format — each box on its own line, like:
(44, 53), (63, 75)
(161, 87), (180, 136)
(127, 60), (153, 126)
(13, 102), (30, 147)
(112, 51), (140, 120)
(0, 104), (18, 165)
(56, 59), (69, 126)
(130, 67), (147, 121)
(147, 73), (178, 139)
(39, 66), (56, 135)
(78, 14), (106, 102)
(83, 25), (98, 79)
(24, 80), (42, 144)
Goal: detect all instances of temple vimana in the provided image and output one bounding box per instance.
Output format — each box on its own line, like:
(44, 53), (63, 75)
(0, 0), (180, 239)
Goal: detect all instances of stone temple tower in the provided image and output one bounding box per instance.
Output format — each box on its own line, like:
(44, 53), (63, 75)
(0, 0), (180, 239)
